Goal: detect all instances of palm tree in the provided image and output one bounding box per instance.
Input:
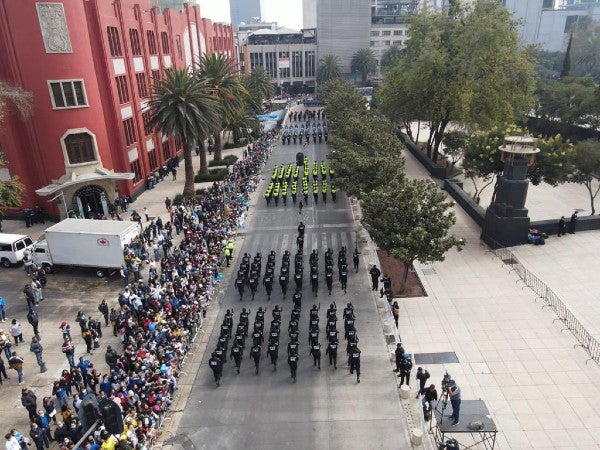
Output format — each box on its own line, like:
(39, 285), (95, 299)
(351, 48), (377, 86)
(197, 54), (246, 161)
(147, 67), (220, 198)
(317, 54), (342, 85)
(0, 80), (33, 126)
(247, 67), (275, 101)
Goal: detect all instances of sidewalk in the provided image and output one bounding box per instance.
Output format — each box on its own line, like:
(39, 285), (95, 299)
(397, 148), (600, 449)
(0, 143), (249, 441)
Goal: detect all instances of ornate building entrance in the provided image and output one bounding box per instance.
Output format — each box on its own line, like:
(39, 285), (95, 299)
(72, 184), (109, 218)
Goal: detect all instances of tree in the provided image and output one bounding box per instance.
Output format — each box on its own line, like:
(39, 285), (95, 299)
(317, 54), (342, 85)
(442, 130), (468, 167)
(147, 67), (220, 198)
(0, 80), (32, 207)
(379, 0), (536, 162)
(350, 48), (377, 86)
(362, 178), (465, 291)
(197, 54), (246, 161)
(462, 124), (572, 204)
(246, 67), (275, 102)
(536, 76), (598, 126)
(568, 140), (600, 215)
(561, 33), (573, 78)
(569, 16), (600, 81)
(381, 44), (403, 69)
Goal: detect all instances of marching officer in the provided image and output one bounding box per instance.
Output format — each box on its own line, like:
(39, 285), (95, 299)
(298, 221), (305, 237)
(294, 270), (303, 291)
(263, 271), (273, 301)
(209, 353), (224, 386)
(267, 340), (279, 371)
(252, 328), (263, 347)
(326, 339), (338, 369)
(272, 305), (282, 323)
(352, 248), (360, 272)
(310, 341), (322, 369)
(292, 290), (302, 310)
(310, 267), (318, 297)
(279, 270), (289, 298)
(327, 302), (337, 322)
(235, 277), (245, 301)
(230, 343), (243, 374)
(214, 345), (226, 364)
(325, 269), (333, 295)
(339, 264), (348, 294)
(288, 352), (299, 382)
(349, 346), (362, 383)
(249, 275), (258, 300)
(250, 344), (261, 375)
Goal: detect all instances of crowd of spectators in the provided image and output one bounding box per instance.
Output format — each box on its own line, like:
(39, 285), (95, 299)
(7, 137), (274, 450)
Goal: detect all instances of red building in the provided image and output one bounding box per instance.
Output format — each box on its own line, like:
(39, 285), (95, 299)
(0, 0), (234, 218)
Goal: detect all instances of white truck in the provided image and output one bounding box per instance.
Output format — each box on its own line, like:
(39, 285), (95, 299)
(32, 219), (140, 277)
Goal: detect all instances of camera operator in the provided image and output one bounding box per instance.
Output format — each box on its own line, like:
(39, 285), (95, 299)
(422, 384), (438, 421)
(447, 382), (461, 426)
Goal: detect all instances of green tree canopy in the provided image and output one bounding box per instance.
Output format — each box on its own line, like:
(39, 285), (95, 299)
(536, 76), (599, 127)
(379, 0), (537, 162)
(568, 139), (600, 215)
(362, 178), (465, 291)
(317, 54), (342, 86)
(147, 67), (220, 197)
(381, 44), (403, 69)
(246, 67), (275, 101)
(350, 48), (377, 86)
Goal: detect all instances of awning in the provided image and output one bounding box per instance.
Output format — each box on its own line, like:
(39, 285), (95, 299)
(35, 167), (135, 196)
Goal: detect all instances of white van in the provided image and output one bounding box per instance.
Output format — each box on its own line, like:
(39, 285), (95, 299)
(0, 233), (35, 267)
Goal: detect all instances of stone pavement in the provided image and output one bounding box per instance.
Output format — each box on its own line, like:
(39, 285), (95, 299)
(400, 147), (600, 448)
(0, 143), (248, 441)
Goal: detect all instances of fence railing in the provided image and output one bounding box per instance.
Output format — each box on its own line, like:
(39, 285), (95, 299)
(485, 242), (600, 365)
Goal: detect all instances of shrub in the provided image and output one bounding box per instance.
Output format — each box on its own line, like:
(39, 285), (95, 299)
(194, 168), (227, 183)
(209, 154), (238, 167)
(173, 194), (184, 205)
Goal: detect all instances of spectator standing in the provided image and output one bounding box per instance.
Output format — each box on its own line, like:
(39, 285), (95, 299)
(9, 352), (25, 384)
(0, 296), (6, 322)
(391, 301), (400, 328)
(9, 319), (24, 346)
(21, 387), (37, 421)
(0, 355), (9, 382)
(4, 433), (20, 450)
(27, 308), (40, 338)
(415, 367), (430, 398)
(61, 338), (75, 367)
(29, 423), (46, 450)
(98, 299), (109, 326)
(29, 337), (46, 373)
(569, 211), (578, 234)
(369, 265), (381, 291)
(31, 278), (43, 304)
(557, 216), (566, 237)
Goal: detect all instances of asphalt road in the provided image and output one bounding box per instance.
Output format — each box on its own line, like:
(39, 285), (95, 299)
(173, 115), (410, 450)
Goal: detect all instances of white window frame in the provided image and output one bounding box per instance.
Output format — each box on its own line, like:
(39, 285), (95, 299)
(48, 79), (88, 109)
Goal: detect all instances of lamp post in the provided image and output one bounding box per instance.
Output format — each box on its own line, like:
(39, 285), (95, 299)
(481, 136), (540, 248)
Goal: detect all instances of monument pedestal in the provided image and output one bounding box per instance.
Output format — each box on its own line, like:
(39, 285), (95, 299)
(481, 209), (530, 248)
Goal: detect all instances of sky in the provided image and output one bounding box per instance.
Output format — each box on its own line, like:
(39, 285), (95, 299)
(197, 0), (303, 30)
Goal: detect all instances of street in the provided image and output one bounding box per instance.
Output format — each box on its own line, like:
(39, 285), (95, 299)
(172, 113), (410, 450)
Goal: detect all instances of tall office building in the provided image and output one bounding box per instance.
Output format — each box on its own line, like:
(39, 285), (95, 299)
(230, 0), (262, 29)
(316, 0), (371, 74)
(303, 0), (317, 28)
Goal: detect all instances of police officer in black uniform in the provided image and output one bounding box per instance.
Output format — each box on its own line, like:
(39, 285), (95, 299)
(279, 269), (289, 298)
(339, 263), (348, 294)
(250, 343), (261, 375)
(298, 221), (305, 237)
(369, 265), (381, 291)
(294, 269), (303, 291)
(349, 346), (361, 383)
(267, 339), (279, 371)
(230, 343), (243, 374)
(326, 338), (338, 369)
(325, 268), (333, 295)
(310, 265), (318, 297)
(209, 353), (224, 386)
(293, 290), (302, 310)
(288, 352), (298, 382)
(235, 277), (245, 301)
(352, 248), (360, 272)
(310, 341), (322, 369)
(263, 270), (273, 301)
(249, 275), (258, 301)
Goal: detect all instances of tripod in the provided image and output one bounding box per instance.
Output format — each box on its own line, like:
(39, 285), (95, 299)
(429, 389), (450, 433)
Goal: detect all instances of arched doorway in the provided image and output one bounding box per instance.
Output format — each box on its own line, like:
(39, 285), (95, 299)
(72, 185), (109, 218)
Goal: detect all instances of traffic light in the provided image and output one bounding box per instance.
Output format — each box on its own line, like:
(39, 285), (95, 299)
(99, 399), (124, 435)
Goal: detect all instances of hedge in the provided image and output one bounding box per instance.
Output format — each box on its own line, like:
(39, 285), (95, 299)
(194, 168), (228, 183)
(208, 154), (238, 167)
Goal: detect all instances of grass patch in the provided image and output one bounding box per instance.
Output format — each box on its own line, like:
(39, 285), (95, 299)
(209, 154), (238, 167)
(194, 168), (228, 183)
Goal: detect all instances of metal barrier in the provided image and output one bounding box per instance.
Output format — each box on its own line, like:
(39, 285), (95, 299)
(485, 241), (600, 365)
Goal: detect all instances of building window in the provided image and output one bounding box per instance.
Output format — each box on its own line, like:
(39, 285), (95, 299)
(136, 73), (148, 98)
(383, 40), (391, 46)
(162, 140), (171, 160)
(49, 80), (87, 108)
(370, 31), (380, 37)
(115, 76), (129, 104)
(130, 159), (142, 183)
(64, 133), (96, 165)
(279, 67), (290, 78)
(123, 118), (136, 146)
(382, 30), (391, 36)
(249, 52), (263, 71)
(161, 32), (170, 54)
(265, 52), (277, 77)
(142, 111), (152, 136)
(129, 29), (141, 56)
(147, 30), (157, 55)
(393, 30), (403, 36)
(107, 26), (122, 57)
(148, 149), (158, 170)
(151, 70), (160, 82)
(176, 35), (182, 58)
(304, 51), (315, 77)
(292, 51), (302, 78)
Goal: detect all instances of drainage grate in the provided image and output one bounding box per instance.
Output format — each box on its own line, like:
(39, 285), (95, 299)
(414, 352), (459, 365)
